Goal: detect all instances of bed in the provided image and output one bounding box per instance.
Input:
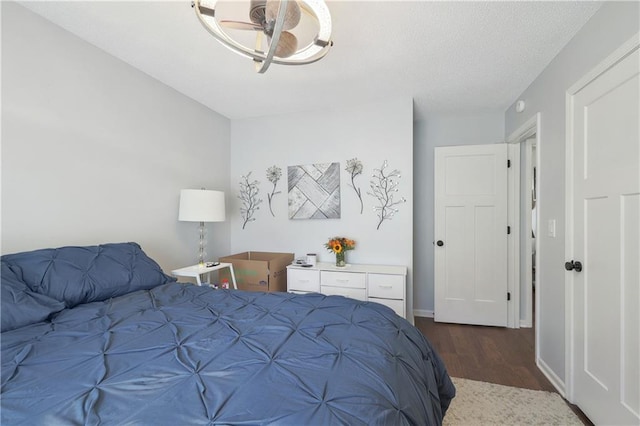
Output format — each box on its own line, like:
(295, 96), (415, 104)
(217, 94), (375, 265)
(1, 242), (455, 425)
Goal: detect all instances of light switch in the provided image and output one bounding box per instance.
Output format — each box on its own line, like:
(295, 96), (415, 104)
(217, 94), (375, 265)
(548, 219), (556, 238)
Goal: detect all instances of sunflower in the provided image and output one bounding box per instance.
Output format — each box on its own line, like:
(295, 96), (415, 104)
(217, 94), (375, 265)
(325, 237), (356, 254)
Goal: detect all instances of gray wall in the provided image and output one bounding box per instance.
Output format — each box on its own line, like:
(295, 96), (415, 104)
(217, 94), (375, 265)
(229, 98), (414, 320)
(413, 112), (505, 315)
(504, 1), (639, 385)
(1, 2), (231, 273)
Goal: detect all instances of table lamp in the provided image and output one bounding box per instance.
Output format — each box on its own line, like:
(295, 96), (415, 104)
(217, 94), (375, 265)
(179, 189), (226, 266)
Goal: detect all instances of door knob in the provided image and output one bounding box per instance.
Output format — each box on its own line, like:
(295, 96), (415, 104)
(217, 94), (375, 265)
(436, 240), (444, 247)
(565, 260), (583, 272)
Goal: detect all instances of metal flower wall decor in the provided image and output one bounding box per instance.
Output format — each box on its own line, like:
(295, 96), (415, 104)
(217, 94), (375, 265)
(345, 158), (364, 214)
(266, 165), (282, 217)
(367, 160), (407, 230)
(238, 172), (262, 229)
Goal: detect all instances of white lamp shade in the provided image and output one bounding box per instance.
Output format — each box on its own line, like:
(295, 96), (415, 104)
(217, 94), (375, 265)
(178, 189), (226, 222)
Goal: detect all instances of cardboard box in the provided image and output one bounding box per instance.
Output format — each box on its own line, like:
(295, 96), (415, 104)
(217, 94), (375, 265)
(219, 251), (294, 293)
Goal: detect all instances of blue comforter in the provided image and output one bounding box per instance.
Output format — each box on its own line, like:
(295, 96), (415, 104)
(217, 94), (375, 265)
(2, 284), (454, 425)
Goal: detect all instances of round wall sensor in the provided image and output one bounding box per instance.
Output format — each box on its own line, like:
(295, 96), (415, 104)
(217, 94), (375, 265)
(516, 100), (526, 113)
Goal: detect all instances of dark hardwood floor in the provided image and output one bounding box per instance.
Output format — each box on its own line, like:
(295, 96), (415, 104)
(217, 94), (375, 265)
(415, 316), (553, 391)
(415, 317), (593, 425)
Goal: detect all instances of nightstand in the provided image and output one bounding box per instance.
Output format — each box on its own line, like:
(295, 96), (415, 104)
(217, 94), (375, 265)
(171, 263), (238, 289)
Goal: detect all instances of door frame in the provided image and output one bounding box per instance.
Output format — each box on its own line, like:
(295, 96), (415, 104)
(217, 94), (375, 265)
(564, 32), (640, 405)
(521, 137), (536, 329)
(507, 113), (541, 331)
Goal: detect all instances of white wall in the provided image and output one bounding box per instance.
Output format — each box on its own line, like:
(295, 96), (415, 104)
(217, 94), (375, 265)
(413, 112), (505, 315)
(1, 2), (231, 273)
(504, 1), (639, 386)
(230, 98), (414, 317)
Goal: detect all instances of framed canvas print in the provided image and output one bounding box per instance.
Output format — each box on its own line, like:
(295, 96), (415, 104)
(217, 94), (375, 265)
(288, 162), (340, 219)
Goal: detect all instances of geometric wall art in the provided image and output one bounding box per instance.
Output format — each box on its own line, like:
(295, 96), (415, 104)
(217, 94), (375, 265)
(288, 162), (341, 219)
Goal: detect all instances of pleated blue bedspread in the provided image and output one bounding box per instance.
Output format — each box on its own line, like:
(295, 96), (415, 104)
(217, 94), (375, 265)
(1, 284), (455, 425)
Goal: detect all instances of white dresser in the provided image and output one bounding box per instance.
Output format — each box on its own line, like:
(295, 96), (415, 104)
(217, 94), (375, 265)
(287, 262), (408, 319)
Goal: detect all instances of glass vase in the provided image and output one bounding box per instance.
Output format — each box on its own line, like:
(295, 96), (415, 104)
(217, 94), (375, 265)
(335, 251), (346, 267)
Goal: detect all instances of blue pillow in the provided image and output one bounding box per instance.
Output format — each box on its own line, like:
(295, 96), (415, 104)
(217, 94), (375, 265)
(1, 242), (176, 308)
(1, 262), (65, 332)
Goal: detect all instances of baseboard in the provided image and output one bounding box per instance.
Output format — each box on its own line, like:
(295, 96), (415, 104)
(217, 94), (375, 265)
(413, 309), (434, 318)
(537, 357), (566, 397)
(520, 319), (533, 328)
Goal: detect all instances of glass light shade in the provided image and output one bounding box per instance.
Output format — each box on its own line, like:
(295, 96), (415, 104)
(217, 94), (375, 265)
(179, 189), (226, 222)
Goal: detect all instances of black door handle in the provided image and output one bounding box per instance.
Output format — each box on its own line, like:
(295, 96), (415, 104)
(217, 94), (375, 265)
(436, 240), (444, 247)
(565, 260), (583, 272)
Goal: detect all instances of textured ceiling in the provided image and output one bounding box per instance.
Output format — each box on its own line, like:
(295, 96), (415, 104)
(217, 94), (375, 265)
(18, 1), (602, 121)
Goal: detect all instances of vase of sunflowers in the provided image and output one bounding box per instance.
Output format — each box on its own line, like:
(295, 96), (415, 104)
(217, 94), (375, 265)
(325, 237), (356, 267)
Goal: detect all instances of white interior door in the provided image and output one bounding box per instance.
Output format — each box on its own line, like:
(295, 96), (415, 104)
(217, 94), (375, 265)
(434, 144), (508, 326)
(568, 45), (639, 425)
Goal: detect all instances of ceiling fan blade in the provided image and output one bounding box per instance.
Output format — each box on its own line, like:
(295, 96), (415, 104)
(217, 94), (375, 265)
(268, 31), (298, 58)
(219, 20), (263, 31)
(265, 0), (301, 31)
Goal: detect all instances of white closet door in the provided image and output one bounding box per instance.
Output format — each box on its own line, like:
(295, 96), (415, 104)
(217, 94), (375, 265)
(568, 46), (639, 425)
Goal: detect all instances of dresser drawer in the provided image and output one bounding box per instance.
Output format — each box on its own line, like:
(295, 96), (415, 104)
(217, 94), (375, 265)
(321, 271), (366, 289)
(287, 268), (320, 292)
(368, 297), (405, 317)
(367, 274), (404, 299)
(321, 285), (367, 301)
(289, 290), (314, 295)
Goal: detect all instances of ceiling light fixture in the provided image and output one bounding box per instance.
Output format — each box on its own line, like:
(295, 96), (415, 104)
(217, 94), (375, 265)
(193, 0), (333, 73)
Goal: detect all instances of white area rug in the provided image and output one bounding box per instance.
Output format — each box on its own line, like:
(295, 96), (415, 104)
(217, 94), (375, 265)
(443, 377), (583, 425)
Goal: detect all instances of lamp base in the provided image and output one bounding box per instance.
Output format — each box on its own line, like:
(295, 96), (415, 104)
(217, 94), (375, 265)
(198, 221), (206, 266)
